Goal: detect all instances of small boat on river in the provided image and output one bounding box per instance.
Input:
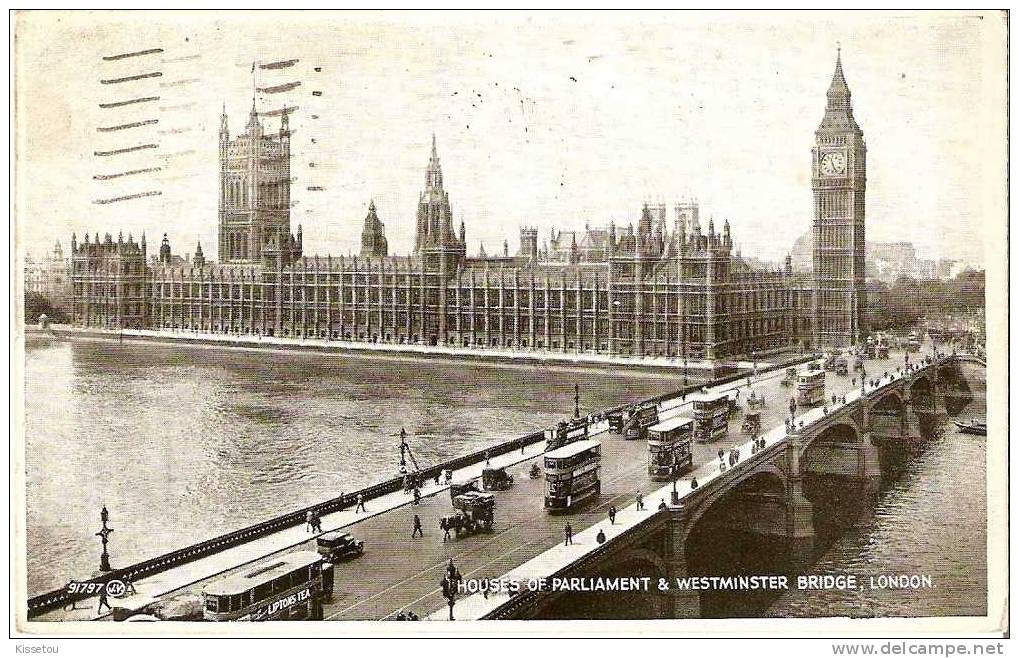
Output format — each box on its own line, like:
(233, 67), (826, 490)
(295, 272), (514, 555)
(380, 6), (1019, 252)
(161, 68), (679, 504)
(954, 419), (987, 435)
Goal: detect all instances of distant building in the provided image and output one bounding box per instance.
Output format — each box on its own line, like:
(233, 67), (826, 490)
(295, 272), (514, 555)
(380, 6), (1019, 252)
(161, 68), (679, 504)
(24, 240), (70, 312)
(791, 234), (959, 284)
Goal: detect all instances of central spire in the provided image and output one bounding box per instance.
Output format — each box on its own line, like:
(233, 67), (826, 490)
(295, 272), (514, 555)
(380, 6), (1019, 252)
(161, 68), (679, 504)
(425, 133), (443, 191)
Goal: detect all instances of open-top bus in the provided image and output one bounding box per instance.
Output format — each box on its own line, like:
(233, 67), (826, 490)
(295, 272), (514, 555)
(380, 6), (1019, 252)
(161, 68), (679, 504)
(544, 439), (601, 513)
(693, 395), (729, 443)
(202, 550), (331, 621)
(547, 418), (589, 451)
(796, 369), (826, 407)
(646, 416), (694, 481)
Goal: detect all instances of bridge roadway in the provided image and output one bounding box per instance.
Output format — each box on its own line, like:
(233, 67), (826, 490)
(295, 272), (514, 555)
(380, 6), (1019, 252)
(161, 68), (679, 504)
(429, 347), (935, 620)
(39, 348), (911, 623)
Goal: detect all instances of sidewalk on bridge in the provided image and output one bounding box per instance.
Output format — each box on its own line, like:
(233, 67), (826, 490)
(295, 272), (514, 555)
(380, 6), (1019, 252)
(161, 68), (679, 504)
(33, 427), (574, 622)
(426, 354), (938, 620)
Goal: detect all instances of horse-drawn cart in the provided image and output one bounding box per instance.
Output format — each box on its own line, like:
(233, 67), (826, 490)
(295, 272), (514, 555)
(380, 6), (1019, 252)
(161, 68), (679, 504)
(741, 411), (762, 436)
(440, 491), (495, 539)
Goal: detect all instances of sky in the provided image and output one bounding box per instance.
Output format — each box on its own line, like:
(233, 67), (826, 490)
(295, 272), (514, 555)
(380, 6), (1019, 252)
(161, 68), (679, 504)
(14, 10), (1007, 267)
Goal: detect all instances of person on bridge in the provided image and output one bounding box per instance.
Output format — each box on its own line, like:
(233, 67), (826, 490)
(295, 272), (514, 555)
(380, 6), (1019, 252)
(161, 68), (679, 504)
(717, 448), (725, 460)
(658, 499), (668, 511)
(690, 477), (698, 489)
(442, 518), (452, 542)
(446, 559), (461, 584)
(97, 587), (112, 615)
(636, 493), (645, 510)
(441, 575), (457, 621)
(608, 505), (617, 525)
(596, 528), (606, 544)
(564, 522), (574, 546)
(311, 511), (323, 533)
(789, 397), (796, 416)
(306, 510), (315, 532)
(356, 493), (366, 514)
(412, 514), (423, 538)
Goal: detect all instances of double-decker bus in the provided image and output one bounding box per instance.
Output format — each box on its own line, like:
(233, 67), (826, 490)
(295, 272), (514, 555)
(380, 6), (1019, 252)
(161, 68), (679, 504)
(796, 369), (826, 407)
(623, 402), (659, 441)
(544, 439), (601, 513)
(202, 551), (331, 621)
(693, 395), (729, 443)
(646, 416), (694, 481)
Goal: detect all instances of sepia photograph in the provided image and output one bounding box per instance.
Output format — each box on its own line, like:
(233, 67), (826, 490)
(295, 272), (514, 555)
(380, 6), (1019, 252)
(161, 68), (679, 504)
(9, 8), (1008, 647)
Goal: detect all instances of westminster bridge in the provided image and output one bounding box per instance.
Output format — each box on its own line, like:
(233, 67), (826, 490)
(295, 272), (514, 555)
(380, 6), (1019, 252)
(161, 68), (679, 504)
(453, 351), (985, 620)
(26, 337), (984, 622)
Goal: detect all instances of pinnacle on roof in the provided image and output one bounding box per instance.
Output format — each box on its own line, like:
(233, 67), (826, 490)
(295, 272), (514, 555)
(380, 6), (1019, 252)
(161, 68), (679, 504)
(827, 46), (851, 103)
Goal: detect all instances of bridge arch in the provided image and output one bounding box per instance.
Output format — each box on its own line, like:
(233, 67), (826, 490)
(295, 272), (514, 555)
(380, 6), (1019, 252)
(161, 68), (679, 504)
(871, 389), (906, 413)
(800, 421), (863, 476)
(679, 466), (788, 549)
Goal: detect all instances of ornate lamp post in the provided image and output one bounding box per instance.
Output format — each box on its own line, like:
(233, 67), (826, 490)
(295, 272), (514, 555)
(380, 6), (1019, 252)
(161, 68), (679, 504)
(96, 505), (114, 573)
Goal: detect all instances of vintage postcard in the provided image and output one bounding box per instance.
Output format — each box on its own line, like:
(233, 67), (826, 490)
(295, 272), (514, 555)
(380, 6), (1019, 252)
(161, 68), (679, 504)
(10, 9), (1008, 643)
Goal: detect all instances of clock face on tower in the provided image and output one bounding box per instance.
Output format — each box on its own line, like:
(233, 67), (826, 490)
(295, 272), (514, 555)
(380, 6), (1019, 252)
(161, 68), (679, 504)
(820, 151), (847, 176)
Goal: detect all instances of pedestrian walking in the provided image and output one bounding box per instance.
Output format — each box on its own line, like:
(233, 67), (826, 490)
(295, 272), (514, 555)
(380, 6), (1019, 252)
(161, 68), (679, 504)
(658, 498), (668, 511)
(356, 493), (366, 514)
(306, 510), (315, 532)
(717, 448), (725, 460)
(412, 514), (423, 538)
(636, 492), (644, 510)
(596, 529), (606, 544)
(690, 477), (698, 489)
(564, 522), (573, 546)
(485, 451), (491, 466)
(97, 587), (112, 615)
(608, 505), (616, 525)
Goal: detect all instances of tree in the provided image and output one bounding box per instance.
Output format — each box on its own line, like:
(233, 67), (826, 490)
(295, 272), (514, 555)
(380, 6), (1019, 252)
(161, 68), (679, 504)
(24, 291), (69, 324)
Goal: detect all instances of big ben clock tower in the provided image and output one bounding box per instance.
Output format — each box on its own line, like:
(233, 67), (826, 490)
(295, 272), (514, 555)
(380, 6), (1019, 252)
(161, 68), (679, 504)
(812, 49), (867, 348)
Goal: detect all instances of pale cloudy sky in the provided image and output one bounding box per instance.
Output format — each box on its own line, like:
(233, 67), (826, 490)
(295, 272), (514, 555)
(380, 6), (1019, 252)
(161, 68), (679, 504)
(14, 10), (1006, 266)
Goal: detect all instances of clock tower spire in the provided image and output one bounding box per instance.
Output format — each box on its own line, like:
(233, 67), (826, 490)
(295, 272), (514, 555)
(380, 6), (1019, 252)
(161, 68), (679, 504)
(811, 48), (867, 348)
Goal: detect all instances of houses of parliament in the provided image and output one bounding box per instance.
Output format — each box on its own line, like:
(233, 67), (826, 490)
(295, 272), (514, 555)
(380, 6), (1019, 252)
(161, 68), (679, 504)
(69, 53), (867, 361)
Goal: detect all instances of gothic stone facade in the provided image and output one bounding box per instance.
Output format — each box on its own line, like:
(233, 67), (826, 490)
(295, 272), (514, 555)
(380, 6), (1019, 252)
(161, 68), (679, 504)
(70, 55), (866, 360)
